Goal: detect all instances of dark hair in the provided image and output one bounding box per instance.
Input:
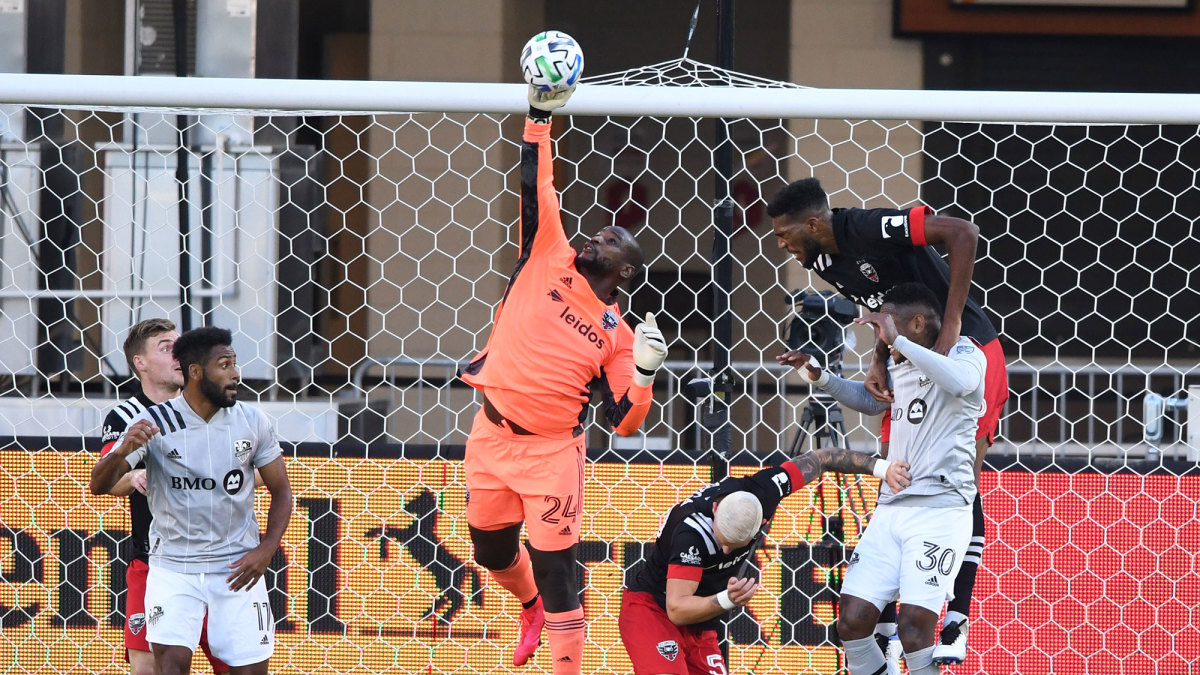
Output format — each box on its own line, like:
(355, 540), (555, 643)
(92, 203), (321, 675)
(123, 318), (176, 373)
(766, 177), (828, 219)
(172, 327), (233, 382)
(882, 282), (943, 323)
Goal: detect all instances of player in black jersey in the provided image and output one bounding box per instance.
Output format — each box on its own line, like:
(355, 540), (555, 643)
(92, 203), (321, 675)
(768, 178), (1010, 664)
(619, 448), (910, 675)
(93, 318), (228, 675)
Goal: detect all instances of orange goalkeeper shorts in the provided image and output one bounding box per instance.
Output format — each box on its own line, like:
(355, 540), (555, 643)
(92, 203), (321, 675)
(464, 407), (585, 552)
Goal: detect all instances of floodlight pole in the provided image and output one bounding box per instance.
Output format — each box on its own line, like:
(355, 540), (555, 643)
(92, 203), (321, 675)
(707, 0), (736, 483)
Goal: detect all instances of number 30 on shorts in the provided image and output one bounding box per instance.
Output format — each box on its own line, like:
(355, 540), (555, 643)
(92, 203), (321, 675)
(539, 495), (579, 524)
(915, 541), (957, 576)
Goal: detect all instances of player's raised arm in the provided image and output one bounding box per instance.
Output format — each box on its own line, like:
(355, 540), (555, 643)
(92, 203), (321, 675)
(89, 419), (158, 495)
(920, 213), (980, 355)
(516, 83), (577, 259)
(777, 349), (891, 416)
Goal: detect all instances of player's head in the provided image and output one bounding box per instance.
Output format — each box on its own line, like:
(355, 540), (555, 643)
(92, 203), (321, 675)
(766, 178), (835, 269)
(575, 225), (644, 286)
(712, 491), (764, 553)
(173, 326), (239, 408)
(123, 318), (183, 391)
(881, 282), (943, 348)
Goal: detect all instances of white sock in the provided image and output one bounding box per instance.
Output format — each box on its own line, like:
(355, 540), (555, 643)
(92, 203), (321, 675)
(943, 610), (968, 628)
(843, 635), (887, 675)
(905, 646), (940, 675)
(875, 621), (897, 637)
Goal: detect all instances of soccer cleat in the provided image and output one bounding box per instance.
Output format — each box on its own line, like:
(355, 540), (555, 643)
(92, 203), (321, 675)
(512, 597), (545, 666)
(884, 635), (903, 675)
(932, 618), (969, 664)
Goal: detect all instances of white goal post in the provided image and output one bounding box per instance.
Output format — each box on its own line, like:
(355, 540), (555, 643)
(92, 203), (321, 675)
(0, 67), (1197, 675)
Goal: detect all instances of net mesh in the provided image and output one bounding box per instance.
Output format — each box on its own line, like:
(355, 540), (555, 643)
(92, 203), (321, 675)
(0, 60), (1197, 674)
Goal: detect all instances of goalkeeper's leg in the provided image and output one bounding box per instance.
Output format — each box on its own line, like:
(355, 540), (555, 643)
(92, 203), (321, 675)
(530, 546), (585, 675)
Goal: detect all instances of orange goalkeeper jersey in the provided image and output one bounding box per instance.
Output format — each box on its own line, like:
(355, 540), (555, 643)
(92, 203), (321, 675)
(460, 118), (653, 439)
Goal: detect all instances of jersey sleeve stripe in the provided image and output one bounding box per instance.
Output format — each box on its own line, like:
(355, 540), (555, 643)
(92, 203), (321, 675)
(782, 461), (805, 494)
(116, 400), (139, 422)
(684, 514), (718, 554)
(666, 564), (704, 582)
(909, 205), (932, 246)
(146, 406), (167, 433)
(169, 404), (187, 431)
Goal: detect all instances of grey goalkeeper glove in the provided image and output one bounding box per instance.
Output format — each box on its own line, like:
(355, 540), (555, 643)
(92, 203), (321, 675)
(528, 84), (576, 115)
(632, 312), (667, 387)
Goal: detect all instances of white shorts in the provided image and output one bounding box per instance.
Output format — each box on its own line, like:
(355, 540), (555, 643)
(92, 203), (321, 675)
(840, 502), (972, 614)
(145, 565), (275, 667)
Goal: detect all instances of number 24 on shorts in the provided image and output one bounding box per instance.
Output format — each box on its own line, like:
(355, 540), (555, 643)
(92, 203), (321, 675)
(540, 495), (578, 524)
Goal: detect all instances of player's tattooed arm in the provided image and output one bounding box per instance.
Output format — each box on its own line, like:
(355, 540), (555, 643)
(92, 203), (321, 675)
(789, 447), (879, 484)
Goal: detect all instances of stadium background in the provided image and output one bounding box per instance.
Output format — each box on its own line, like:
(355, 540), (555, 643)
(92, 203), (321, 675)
(0, 1), (1198, 674)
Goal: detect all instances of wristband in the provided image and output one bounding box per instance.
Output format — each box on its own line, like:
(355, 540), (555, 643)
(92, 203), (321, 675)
(872, 459), (891, 480)
(715, 590), (736, 611)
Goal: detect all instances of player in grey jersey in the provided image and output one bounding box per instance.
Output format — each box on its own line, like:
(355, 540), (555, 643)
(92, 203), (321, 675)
(90, 327), (293, 675)
(778, 283), (985, 675)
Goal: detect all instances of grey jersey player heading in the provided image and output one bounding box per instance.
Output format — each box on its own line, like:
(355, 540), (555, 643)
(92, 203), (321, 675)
(90, 327), (293, 589)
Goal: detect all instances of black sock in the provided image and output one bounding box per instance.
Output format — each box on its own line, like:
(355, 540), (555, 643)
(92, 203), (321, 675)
(946, 492), (986, 617)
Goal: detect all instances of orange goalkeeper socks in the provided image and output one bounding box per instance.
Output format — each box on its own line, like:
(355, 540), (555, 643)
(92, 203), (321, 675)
(488, 545), (539, 604)
(545, 607), (585, 674)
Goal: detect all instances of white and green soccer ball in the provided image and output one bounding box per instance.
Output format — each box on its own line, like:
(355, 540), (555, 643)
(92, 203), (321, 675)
(520, 31), (584, 93)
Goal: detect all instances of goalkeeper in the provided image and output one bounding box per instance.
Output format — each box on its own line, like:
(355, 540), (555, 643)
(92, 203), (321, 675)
(459, 83), (667, 675)
(620, 448), (909, 675)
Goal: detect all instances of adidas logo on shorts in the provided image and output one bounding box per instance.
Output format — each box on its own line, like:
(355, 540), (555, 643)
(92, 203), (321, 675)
(260, 635), (270, 645)
(925, 576), (940, 587)
(557, 525), (571, 536)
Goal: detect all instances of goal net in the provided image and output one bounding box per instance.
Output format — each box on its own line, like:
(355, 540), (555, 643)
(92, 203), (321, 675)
(0, 63), (1197, 674)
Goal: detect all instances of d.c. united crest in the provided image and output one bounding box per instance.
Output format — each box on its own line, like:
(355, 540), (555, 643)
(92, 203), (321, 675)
(858, 259), (879, 283)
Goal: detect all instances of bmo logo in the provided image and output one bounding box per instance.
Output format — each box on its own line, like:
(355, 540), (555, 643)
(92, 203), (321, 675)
(170, 476), (216, 490)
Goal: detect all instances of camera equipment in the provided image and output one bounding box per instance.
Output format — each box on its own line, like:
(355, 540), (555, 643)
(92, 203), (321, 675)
(782, 289), (858, 375)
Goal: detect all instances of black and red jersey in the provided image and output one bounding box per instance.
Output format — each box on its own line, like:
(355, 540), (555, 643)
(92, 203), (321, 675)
(624, 462), (805, 630)
(812, 206), (998, 344)
(98, 392), (154, 563)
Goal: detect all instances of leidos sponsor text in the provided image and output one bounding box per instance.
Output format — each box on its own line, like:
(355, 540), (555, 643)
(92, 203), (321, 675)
(559, 306), (606, 349)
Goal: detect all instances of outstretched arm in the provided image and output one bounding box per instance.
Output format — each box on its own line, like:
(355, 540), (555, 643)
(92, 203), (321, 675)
(922, 214), (979, 355)
(776, 349), (890, 416)
(787, 446), (910, 493)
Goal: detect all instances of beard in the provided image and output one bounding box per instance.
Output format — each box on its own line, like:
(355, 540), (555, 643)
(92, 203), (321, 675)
(575, 251), (615, 276)
(200, 373), (237, 408)
(798, 233), (822, 269)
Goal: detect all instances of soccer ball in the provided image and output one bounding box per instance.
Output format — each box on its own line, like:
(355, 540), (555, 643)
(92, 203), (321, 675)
(520, 31), (584, 92)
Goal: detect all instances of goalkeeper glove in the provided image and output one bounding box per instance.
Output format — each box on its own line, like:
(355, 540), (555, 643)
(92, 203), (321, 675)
(528, 84), (576, 118)
(632, 312), (667, 387)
